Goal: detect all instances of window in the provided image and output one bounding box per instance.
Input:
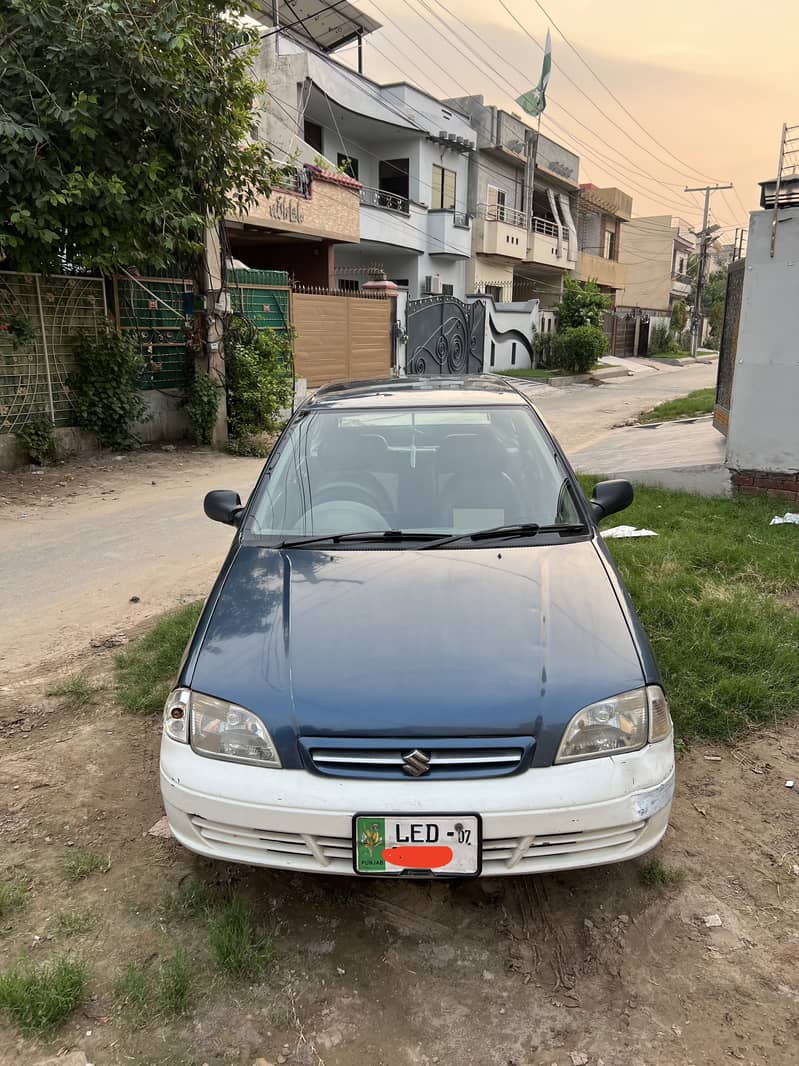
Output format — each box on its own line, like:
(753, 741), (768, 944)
(337, 154), (359, 180)
(338, 279), (359, 292)
(486, 184), (507, 221)
(303, 120), (323, 153)
(485, 284), (503, 302)
(603, 229), (616, 260)
(432, 165), (457, 210)
(441, 283), (454, 297)
(390, 278), (409, 288)
(490, 342), (496, 367)
(379, 159), (409, 201)
(511, 342), (517, 366)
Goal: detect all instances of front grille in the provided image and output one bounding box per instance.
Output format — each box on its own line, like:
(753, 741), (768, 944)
(302, 737), (532, 779)
(482, 820), (647, 872)
(189, 816), (351, 868)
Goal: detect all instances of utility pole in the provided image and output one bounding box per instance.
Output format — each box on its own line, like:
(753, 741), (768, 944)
(684, 183), (734, 358)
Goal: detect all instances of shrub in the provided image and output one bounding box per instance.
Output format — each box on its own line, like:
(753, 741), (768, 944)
(555, 278), (611, 330)
(533, 330), (556, 368)
(649, 324), (678, 355)
(553, 325), (607, 374)
(185, 369), (220, 445)
(69, 327), (148, 449)
(226, 326), (294, 441)
(14, 415), (56, 464)
(670, 300), (688, 334)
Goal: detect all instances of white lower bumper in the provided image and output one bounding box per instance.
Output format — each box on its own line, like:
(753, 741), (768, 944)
(160, 737), (674, 877)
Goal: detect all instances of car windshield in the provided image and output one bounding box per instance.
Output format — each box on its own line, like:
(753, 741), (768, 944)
(247, 405), (584, 541)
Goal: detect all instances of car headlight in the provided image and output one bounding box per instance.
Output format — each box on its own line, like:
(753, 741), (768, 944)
(555, 685), (671, 764)
(162, 689), (281, 768)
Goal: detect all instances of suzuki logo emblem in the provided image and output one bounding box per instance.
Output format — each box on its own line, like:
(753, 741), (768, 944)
(402, 749), (432, 777)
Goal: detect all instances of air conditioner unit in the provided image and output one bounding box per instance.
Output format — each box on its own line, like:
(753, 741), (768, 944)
(447, 132), (459, 142)
(424, 275), (442, 295)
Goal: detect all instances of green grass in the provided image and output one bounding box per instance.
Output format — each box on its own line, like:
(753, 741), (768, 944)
(0, 876), (29, 922)
(639, 387), (716, 424)
(115, 601), (202, 714)
(61, 848), (108, 882)
(46, 670), (104, 710)
(114, 962), (152, 1021)
(581, 477), (799, 741)
(209, 897), (275, 979)
(114, 952), (193, 1022)
(496, 362), (609, 380)
(52, 909), (94, 937)
(0, 957), (87, 1035)
(160, 879), (218, 922)
(648, 350), (692, 360)
(639, 857), (686, 887)
(158, 950), (192, 1015)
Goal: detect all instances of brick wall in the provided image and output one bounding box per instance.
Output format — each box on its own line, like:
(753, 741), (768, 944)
(731, 470), (799, 502)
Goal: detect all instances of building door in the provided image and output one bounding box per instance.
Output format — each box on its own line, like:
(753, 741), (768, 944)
(405, 296), (485, 375)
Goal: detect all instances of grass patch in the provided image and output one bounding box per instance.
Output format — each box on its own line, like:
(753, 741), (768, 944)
(160, 879), (218, 922)
(0, 957), (87, 1035)
(209, 897), (275, 979)
(61, 848), (108, 882)
(115, 601), (202, 714)
(581, 477), (799, 741)
(639, 857), (686, 887)
(159, 949), (192, 1015)
(114, 962), (152, 1022)
(46, 670), (104, 710)
(0, 876), (29, 922)
(114, 952), (193, 1022)
(639, 387), (716, 424)
(648, 350), (692, 360)
(496, 362), (608, 380)
(52, 909), (93, 937)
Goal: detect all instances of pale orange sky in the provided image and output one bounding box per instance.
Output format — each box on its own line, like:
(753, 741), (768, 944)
(342, 0), (795, 235)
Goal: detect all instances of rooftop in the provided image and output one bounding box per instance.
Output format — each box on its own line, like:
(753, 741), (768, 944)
(308, 376), (527, 409)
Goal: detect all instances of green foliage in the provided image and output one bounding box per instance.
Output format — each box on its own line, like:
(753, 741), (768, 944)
(52, 910), (93, 937)
(47, 670), (104, 710)
(553, 324), (608, 374)
(185, 370), (220, 445)
(0, 957), (87, 1035)
(160, 880), (218, 922)
(555, 278), (611, 330)
(69, 328), (148, 449)
(639, 388), (715, 424)
(114, 952), (193, 1022)
(115, 601), (202, 714)
(639, 857), (686, 887)
(0, 310), (36, 349)
(14, 415), (57, 465)
(649, 324), (679, 355)
(226, 326), (294, 442)
(159, 950), (192, 1015)
(61, 849), (108, 882)
(533, 330), (556, 368)
(226, 434), (276, 459)
(579, 476), (799, 741)
(1, 1), (281, 273)
(0, 876), (29, 922)
(209, 897), (275, 978)
(670, 300), (688, 333)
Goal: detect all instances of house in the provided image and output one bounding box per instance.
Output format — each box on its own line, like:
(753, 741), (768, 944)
(444, 96), (580, 317)
(574, 184), (632, 303)
(248, 11), (474, 298)
(619, 215), (695, 311)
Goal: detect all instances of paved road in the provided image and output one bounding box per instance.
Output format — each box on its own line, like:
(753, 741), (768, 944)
(0, 360), (717, 678)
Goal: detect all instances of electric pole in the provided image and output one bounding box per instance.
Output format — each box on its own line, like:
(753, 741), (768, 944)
(684, 184), (734, 358)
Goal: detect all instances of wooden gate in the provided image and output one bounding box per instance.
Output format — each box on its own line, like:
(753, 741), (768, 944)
(291, 288), (393, 387)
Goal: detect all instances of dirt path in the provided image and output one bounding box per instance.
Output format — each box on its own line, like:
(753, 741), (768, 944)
(1, 653), (797, 1065)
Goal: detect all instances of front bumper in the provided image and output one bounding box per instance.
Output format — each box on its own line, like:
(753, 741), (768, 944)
(160, 737), (675, 877)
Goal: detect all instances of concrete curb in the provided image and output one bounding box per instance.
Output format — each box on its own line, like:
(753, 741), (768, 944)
(645, 356), (718, 367)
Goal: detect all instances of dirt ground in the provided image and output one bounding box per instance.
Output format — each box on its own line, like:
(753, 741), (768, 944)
(1, 642), (797, 1066)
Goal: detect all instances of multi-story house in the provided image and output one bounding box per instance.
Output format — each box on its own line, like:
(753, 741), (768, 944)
(249, 22), (474, 298)
(574, 184), (632, 304)
(619, 215), (696, 311)
(444, 96), (580, 312)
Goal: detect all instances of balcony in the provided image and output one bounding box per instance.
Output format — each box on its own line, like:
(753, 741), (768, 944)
(575, 252), (627, 290)
(473, 203), (527, 261)
(359, 188), (426, 253)
(525, 216), (576, 268)
(671, 273), (692, 299)
(359, 185), (409, 214)
(428, 210), (472, 258)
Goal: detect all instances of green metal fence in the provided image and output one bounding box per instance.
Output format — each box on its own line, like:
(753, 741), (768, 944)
(0, 272), (107, 432)
(228, 269), (290, 332)
(112, 273), (193, 390)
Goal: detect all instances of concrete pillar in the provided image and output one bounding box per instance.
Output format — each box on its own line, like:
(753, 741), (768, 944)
(201, 223), (229, 446)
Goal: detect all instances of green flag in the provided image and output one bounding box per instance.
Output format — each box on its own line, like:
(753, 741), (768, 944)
(516, 28), (552, 118)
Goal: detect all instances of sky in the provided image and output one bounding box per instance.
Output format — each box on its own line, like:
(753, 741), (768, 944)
(337, 0), (796, 236)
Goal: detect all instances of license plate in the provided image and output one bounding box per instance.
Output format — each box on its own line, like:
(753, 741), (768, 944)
(353, 814), (481, 876)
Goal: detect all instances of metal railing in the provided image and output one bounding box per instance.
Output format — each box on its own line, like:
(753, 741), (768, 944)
(359, 185), (409, 214)
(531, 215), (561, 239)
(476, 202), (526, 227)
(274, 167), (312, 198)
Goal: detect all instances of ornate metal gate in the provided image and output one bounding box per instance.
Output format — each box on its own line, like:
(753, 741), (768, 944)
(405, 296), (485, 375)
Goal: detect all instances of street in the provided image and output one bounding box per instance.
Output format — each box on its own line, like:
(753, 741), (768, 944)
(0, 361), (716, 679)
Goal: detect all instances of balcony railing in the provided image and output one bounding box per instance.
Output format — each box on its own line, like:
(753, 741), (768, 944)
(274, 167), (312, 198)
(453, 211), (470, 229)
(531, 215), (562, 239)
(476, 202), (526, 227)
(360, 185), (409, 215)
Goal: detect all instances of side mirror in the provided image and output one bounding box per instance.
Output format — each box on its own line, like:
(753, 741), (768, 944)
(204, 489), (243, 526)
(590, 479), (634, 521)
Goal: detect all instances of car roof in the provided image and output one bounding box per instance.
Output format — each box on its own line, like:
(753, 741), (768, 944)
(307, 375), (528, 410)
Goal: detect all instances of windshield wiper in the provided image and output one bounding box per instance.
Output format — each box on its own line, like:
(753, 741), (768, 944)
(420, 522), (588, 550)
(277, 530), (442, 549)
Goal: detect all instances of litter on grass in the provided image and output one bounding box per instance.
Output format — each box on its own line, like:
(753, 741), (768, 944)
(602, 526), (658, 539)
(770, 513), (799, 526)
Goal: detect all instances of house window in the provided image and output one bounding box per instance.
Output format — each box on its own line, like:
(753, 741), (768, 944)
(511, 342), (517, 366)
(486, 184), (507, 221)
(337, 154), (359, 180)
(379, 159), (410, 202)
(441, 283), (454, 297)
(485, 284), (503, 302)
(338, 279), (359, 292)
(432, 165), (457, 210)
(603, 229), (616, 260)
(304, 120), (323, 153)
(390, 278), (409, 288)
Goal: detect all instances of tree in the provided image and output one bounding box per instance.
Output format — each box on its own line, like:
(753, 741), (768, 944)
(555, 278), (611, 330)
(0, 1), (280, 273)
(670, 300), (688, 334)
(553, 325), (608, 374)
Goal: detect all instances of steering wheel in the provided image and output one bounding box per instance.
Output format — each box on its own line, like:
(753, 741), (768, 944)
(294, 501), (390, 533)
(312, 479), (392, 517)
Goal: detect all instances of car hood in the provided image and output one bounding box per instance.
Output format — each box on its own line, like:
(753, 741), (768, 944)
(189, 542), (645, 767)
